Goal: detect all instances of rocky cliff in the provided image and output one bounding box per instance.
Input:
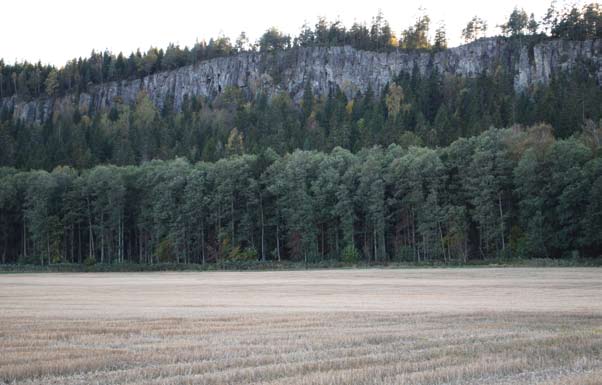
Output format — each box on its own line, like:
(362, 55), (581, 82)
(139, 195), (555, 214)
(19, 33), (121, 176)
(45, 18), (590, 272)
(2, 37), (601, 124)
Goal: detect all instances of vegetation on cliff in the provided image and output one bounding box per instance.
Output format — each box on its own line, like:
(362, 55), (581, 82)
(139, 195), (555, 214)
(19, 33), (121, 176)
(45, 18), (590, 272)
(0, 3), (600, 101)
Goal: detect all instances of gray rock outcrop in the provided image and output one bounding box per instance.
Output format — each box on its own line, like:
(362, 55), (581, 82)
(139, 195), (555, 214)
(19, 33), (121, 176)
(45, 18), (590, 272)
(1, 37), (601, 124)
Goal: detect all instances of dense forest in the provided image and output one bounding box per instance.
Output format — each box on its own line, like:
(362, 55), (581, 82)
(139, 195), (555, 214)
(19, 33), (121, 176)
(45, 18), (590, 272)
(1, 63), (602, 171)
(1, 124), (601, 265)
(1, 2), (601, 265)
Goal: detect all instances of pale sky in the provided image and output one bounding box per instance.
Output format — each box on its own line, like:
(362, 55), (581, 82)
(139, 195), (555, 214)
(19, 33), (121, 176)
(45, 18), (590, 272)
(0, 0), (585, 67)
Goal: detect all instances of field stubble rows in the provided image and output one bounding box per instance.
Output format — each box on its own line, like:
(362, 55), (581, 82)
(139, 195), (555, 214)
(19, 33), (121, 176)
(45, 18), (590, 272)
(0, 268), (600, 384)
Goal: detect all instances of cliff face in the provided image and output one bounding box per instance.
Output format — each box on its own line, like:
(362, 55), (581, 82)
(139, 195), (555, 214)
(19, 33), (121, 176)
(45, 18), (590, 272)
(2, 37), (601, 124)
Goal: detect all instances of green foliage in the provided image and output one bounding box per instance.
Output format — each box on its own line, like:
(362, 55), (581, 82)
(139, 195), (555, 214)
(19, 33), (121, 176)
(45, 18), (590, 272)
(259, 28), (291, 52)
(4, 61), (601, 172)
(500, 8), (529, 36)
(550, 3), (602, 40)
(400, 12), (431, 49)
(157, 238), (175, 263)
(228, 246), (258, 261)
(17, 254), (39, 265)
(341, 245), (360, 263)
(433, 23), (448, 50)
(462, 16), (487, 43)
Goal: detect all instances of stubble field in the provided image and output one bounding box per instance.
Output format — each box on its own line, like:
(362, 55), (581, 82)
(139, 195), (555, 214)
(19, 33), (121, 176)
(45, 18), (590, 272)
(0, 268), (601, 385)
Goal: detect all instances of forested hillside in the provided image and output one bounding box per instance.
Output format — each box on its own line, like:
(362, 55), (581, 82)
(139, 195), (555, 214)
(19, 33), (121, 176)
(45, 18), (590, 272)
(1, 5), (602, 170)
(1, 60), (602, 170)
(0, 3), (601, 265)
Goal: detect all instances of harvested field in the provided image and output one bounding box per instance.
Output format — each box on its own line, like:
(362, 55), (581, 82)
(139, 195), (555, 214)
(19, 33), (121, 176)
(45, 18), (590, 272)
(0, 268), (601, 384)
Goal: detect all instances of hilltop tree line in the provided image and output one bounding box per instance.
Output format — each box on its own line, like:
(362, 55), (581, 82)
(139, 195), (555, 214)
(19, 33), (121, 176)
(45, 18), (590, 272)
(1, 123), (601, 266)
(1, 62), (601, 171)
(1, 2), (601, 101)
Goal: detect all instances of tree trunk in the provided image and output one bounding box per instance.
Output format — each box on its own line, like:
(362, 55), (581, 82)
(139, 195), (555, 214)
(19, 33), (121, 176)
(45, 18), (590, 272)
(78, 223), (82, 264)
(2, 221), (6, 264)
(478, 227), (485, 259)
(463, 234), (468, 263)
(411, 210), (417, 262)
(260, 195), (265, 261)
(438, 222), (446, 263)
(46, 230), (50, 265)
(100, 213), (105, 264)
(335, 223), (339, 256)
(364, 221), (369, 262)
(201, 220), (205, 265)
(373, 227), (377, 262)
(71, 225), (75, 263)
(380, 224), (386, 262)
(321, 223), (325, 259)
(87, 199), (94, 260)
(230, 196), (235, 245)
(498, 193), (505, 251)
(23, 221), (27, 258)
(276, 222), (281, 262)
(117, 217), (120, 263)
(138, 229), (143, 264)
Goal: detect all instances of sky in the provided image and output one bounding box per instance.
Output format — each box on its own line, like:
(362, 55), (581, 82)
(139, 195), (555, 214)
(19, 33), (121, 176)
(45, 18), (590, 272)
(0, 0), (586, 67)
